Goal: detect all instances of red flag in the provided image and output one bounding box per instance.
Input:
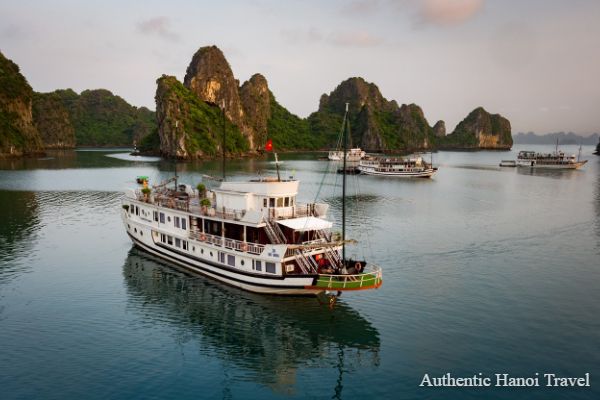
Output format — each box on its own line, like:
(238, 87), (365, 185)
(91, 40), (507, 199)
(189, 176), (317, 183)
(265, 139), (273, 152)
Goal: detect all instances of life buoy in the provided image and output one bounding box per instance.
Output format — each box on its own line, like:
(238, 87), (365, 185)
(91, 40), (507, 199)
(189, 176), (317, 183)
(354, 262), (362, 272)
(240, 242), (248, 252)
(200, 233), (206, 241)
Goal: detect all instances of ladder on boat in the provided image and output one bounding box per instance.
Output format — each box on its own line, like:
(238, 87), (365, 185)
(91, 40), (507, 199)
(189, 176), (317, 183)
(263, 218), (318, 274)
(264, 218), (287, 244)
(315, 229), (343, 269)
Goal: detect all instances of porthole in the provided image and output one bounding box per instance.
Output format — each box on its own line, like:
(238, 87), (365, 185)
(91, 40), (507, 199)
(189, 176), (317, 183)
(241, 260), (245, 266)
(192, 246), (196, 251)
(134, 228), (137, 233)
(167, 216), (171, 222)
(201, 249), (204, 254)
(140, 231), (143, 236)
(127, 224), (130, 229)
(210, 252), (213, 257)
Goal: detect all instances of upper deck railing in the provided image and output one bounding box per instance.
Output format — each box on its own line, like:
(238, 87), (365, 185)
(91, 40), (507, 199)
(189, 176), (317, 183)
(134, 189), (324, 223)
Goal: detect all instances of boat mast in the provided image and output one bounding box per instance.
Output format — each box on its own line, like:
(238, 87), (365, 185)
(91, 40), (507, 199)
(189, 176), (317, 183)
(222, 100), (226, 181)
(342, 103), (348, 265)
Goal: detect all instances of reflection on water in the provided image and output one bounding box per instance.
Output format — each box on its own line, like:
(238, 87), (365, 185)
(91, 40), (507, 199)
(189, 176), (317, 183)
(0, 191), (40, 281)
(516, 167), (587, 180)
(123, 249), (380, 396)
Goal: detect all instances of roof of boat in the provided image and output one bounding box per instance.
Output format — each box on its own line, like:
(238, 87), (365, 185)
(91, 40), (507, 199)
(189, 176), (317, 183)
(276, 216), (332, 231)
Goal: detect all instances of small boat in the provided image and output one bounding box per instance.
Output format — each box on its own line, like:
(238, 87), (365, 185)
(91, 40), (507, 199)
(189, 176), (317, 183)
(499, 160), (517, 167)
(358, 155), (437, 178)
(136, 176), (149, 184)
(516, 146), (587, 169)
(328, 148), (365, 161)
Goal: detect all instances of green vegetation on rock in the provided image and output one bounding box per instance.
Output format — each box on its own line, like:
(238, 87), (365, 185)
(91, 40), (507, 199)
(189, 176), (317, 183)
(156, 75), (249, 158)
(54, 89), (155, 146)
(267, 93), (315, 149)
(0, 51), (44, 156)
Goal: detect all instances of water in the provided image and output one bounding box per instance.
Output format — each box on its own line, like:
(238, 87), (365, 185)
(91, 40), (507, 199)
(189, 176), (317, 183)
(0, 146), (598, 399)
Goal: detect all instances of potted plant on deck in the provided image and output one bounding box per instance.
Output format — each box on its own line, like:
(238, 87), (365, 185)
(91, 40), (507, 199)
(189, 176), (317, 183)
(200, 198), (211, 214)
(141, 187), (151, 202)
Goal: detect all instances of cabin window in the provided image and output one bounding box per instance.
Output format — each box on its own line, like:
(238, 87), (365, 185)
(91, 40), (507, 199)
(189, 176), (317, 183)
(183, 241), (188, 250)
(219, 252), (225, 263)
(153, 211), (158, 222)
(227, 255), (235, 267)
(130, 204), (134, 213)
(135, 206), (139, 216)
(284, 197), (289, 207)
(174, 217), (180, 228)
(277, 198), (283, 207)
(266, 262), (276, 274)
(159, 213), (165, 224)
(181, 219), (187, 230)
(269, 198), (275, 207)
(160, 234), (165, 242)
(167, 236), (173, 245)
(254, 260), (262, 271)
(167, 216), (171, 222)
(263, 199), (267, 207)
(290, 198), (294, 206)
(175, 238), (181, 248)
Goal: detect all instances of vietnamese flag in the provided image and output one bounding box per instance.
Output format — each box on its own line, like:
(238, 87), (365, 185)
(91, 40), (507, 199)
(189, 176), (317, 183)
(265, 139), (273, 152)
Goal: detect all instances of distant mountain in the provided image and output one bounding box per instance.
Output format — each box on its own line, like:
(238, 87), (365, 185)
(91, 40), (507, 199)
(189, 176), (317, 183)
(0, 50), (44, 156)
(513, 132), (599, 145)
(2, 47), (156, 153)
(47, 89), (156, 147)
(152, 45), (514, 159)
(438, 107), (512, 150)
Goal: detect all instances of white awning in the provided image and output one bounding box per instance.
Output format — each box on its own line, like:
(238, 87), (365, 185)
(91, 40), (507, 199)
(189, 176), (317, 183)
(277, 216), (332, 231)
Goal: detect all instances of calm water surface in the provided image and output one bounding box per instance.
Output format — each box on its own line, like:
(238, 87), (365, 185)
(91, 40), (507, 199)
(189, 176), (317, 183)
(0, 146), (599, 399)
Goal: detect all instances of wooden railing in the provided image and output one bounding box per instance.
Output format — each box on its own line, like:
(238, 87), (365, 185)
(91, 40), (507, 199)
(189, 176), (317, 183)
(189, 230), (265, 255)
(314, 265), (383, 291)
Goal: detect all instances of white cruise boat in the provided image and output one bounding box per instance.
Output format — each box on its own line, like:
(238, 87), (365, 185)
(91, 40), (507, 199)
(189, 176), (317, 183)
(328, 148), (365, 161)
(358, 155), (437, 178)
(516, 149), (587, 169)
(121, 176), (382, 296)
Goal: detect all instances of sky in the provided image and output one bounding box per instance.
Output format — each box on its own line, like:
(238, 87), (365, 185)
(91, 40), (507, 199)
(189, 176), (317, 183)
(1, 0), (599, 135)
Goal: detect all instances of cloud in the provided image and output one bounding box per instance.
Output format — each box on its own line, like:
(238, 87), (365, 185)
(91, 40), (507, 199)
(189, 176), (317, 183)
(341, 0), (381, 16)
(136, 16), (179, 41)
(281, 27), (382, 48)
(280, 27), (323, 44)
(420, 0), (484, 25)
(329, 30), (383, 47)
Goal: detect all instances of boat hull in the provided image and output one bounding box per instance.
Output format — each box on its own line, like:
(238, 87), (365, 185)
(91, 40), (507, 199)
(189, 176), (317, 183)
(127, 231), (325, 296)
(358, 166), (437, 178)
(516, 160), (587, 169)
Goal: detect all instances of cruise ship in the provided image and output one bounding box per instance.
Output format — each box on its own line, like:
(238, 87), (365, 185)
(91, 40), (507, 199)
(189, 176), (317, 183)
(516, 149), (587, 169)
(121, 176), (382, 296)
(328, 147), (366, 161)
(358, 155), (437, 177)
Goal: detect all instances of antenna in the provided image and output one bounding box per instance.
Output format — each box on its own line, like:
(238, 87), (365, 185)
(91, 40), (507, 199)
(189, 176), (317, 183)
(221, 100), (226, 182)
(342, 102), (349, 265)
(274, 153), (281, 182)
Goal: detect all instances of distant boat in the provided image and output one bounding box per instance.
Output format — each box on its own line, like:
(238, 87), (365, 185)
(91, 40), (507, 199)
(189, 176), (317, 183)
(358, 155), (437, 178)
(499, 160), (517, 167)
(516, 147), (587, 169)
(328, 148), (365, 161)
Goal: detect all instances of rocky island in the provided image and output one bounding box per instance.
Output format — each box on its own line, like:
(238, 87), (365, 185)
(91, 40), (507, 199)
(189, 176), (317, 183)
(148, 45), (513, 159)
(2, 46), (513, 158)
